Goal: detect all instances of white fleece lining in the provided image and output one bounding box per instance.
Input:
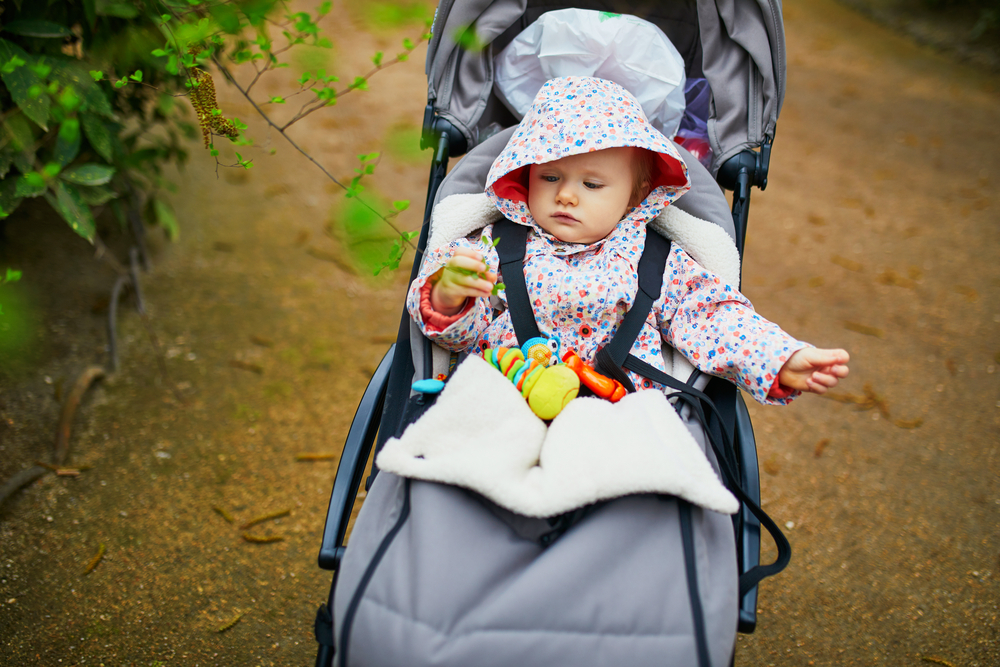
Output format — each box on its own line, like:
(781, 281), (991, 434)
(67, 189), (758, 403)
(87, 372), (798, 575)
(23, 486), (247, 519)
(376, 355), (739, 517)
(427, 192), (740, 284)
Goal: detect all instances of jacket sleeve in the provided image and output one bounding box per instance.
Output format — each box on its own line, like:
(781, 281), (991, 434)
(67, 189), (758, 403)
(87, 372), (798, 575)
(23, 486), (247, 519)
(658, 245), (810, 405)
(405, 226), (500, 353)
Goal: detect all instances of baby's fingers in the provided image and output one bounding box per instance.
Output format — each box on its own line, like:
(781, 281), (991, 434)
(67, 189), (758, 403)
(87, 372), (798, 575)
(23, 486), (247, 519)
(806, 370), (844, 393)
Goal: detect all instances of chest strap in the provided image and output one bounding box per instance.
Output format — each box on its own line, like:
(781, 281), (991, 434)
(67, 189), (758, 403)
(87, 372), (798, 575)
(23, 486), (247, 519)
(493, 217), (671, 382)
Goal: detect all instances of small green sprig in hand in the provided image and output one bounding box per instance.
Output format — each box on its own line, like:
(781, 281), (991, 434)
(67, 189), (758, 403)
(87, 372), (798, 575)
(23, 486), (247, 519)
(444, 235), (505, 295)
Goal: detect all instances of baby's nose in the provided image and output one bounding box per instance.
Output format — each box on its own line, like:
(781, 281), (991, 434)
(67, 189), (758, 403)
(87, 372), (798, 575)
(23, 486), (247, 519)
(556, 185), (577, 204)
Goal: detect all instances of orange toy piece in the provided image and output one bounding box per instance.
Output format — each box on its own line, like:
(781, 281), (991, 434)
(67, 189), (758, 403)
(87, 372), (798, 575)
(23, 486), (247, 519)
(561, 351), (627, 403)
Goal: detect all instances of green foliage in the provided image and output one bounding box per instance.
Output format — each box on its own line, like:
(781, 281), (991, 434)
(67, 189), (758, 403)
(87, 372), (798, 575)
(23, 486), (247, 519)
(1, 1), (433, 281)
(0, 1), (190, 243)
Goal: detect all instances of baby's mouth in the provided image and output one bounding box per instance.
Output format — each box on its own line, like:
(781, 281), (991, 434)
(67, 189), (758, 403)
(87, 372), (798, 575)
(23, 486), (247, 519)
(552, 212), (579, 223)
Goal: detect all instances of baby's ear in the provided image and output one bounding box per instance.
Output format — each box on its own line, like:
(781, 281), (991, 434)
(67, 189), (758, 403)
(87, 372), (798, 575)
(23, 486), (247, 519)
(629, 181), (651, 210)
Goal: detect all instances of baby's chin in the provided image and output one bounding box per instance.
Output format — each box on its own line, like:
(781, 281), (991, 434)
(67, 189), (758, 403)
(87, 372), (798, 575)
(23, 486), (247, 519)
(537, 219), (607, 245)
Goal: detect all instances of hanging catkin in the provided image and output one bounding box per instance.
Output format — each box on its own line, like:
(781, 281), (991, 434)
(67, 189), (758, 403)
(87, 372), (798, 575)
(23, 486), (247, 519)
(188, 66), (239, 148)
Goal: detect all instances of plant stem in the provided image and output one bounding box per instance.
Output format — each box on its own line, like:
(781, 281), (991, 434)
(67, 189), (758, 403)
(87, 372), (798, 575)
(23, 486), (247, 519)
(210, 56), (417, 252)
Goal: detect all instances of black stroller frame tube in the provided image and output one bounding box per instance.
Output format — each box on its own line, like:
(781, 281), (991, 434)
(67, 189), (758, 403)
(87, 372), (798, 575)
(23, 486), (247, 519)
(314, 127), (453, 667)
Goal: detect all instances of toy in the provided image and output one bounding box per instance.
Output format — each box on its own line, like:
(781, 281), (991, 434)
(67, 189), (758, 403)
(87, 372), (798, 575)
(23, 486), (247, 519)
(520, 336), (562, 367)
(562, 351), (628, 403)
(526, 364), (580, 420)
(484, 345), (580, 420)
(482, 337), (628, 419)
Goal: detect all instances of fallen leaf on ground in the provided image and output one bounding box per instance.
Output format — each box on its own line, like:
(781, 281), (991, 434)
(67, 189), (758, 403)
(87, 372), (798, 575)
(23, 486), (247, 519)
(229, 360), (264, 374)
(296, 453), (337, 461)
(250, 335), (275, 348)
(814, 439), (830, 457)
(844, 321), (884, 338)
(832, 255), (864, 272)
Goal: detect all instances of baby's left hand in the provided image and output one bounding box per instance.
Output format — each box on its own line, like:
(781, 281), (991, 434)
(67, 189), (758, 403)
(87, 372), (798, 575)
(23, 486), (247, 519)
(778, 348), (850, 395)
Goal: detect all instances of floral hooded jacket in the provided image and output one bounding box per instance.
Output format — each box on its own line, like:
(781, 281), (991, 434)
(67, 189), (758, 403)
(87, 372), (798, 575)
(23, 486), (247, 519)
(406, 77), (806, 405)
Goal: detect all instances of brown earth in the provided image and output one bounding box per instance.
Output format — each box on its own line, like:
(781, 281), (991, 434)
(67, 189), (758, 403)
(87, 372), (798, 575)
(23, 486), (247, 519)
(1, 0), (997, 665)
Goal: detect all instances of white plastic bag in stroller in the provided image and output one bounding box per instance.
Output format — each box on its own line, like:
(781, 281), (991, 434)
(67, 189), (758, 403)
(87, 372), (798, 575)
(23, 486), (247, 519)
(494, 8), (688, 138)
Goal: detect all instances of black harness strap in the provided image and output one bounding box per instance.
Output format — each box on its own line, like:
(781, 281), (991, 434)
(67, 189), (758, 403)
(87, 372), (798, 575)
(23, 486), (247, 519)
(593, 231), (672, 391)
(494, 219), (541, 344)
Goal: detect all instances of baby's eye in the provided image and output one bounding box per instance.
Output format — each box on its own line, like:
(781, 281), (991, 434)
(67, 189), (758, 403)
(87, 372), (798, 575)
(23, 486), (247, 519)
(584, 181), (603, 190)
(542, 175), (559, 183)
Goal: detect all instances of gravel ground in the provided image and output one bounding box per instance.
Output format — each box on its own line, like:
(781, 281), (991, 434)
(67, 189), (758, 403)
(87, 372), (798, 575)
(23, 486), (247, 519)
(1, 0), (997, 665)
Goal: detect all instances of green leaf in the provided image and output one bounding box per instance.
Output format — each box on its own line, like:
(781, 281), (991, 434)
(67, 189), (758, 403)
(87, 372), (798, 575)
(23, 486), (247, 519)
(49, 60), (115, 118)
(392, 200), (409, 212)
(2, 112), (34, 152)
(58, 86), (81, 112)
(53, 118), (81, 167)
(81, 113), (113, 162)
(76, 184), (118, 206)
(42, 162), (61, 179)
(1, 20), (72, 39)
(153, 197), (179, 241)
(208, 4), (242, 33)
(0, 177), (23, 219)
(15, 173), (46, 198)
(453, 25), (486, 53)
(51, 181), (96, 241)
(0, 146), (15, 179)
(5, 268), (22, 283)
(95, 1), (139, 19)
(129, 70), (143, 82)
(60, 163), (115, 186)
(89, 70), (105, 81)
(2, 55), (25, 74)
(0, 39), (50, 129)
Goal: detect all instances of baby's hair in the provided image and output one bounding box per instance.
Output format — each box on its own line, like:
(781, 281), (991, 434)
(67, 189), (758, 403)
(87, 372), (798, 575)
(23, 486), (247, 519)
(630, 148), (656, 209)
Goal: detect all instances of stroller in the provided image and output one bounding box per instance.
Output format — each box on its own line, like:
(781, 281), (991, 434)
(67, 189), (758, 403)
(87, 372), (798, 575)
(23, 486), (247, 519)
(315, 1), (789, 665)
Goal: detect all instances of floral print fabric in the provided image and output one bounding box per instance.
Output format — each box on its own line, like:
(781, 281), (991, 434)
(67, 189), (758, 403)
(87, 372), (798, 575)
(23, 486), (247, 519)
(407, 77), (807, 405)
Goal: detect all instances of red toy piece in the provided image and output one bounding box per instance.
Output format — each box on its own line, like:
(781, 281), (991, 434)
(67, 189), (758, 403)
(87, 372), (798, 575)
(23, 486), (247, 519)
(561, 351), (627, 403)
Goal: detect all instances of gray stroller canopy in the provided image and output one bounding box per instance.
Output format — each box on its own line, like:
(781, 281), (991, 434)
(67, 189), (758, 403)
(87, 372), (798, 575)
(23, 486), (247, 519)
(425, 0), (785, 177)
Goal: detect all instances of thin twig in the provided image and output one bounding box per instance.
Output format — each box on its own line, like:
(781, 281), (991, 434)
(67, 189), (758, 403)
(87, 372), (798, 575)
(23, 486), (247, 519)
(279, 41), (426, 130)
(210, 56), (416, 251)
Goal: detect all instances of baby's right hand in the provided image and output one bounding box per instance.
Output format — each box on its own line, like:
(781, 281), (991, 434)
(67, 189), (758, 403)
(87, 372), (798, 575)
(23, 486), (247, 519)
(429, 247), (498, 316)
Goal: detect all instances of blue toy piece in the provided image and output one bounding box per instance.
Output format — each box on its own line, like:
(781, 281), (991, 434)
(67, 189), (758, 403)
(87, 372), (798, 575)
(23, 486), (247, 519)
(520, 335), (561, 367)
(411, 378), (446, 394)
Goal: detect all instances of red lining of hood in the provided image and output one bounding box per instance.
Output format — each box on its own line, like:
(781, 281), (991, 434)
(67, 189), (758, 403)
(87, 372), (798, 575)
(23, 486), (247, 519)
(491, 149), (689, 206)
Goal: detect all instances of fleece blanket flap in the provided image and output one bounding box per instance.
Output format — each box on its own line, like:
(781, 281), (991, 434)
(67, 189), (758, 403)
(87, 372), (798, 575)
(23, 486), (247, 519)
(376, 355), (739, 517)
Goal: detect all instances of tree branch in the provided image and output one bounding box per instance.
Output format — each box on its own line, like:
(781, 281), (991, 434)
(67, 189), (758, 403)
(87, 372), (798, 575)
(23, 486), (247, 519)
(210, 55), (417, 252)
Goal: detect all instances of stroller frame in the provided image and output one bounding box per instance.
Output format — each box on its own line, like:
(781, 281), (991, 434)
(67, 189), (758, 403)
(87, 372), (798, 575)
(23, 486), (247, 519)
(315, 2), (786, 664)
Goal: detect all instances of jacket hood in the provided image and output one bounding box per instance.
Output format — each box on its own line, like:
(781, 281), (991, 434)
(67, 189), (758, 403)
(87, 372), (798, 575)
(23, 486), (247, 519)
(486, 76), (691, 231)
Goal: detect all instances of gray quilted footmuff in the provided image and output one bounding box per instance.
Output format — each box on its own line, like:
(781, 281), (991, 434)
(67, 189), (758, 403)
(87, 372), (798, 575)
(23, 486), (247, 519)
(332, 471), (737, 667)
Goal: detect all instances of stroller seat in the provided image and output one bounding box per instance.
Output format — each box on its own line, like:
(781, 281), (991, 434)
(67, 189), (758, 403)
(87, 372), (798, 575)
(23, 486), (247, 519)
(314, 2), (789, 665)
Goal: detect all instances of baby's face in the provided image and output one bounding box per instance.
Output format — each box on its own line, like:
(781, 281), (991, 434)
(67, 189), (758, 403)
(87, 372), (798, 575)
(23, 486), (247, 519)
(527, 147), (636, 245)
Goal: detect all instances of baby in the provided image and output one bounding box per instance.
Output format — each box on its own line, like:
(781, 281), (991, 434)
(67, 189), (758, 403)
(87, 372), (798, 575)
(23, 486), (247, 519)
(407, 77), (848, 405)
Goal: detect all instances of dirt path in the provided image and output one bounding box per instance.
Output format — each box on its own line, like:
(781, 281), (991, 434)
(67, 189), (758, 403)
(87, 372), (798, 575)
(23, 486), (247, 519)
(1, 0), (997, 665)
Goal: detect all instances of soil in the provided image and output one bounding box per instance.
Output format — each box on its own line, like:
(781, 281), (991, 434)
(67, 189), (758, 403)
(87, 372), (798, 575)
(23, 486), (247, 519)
(1, 0), (997, 665)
